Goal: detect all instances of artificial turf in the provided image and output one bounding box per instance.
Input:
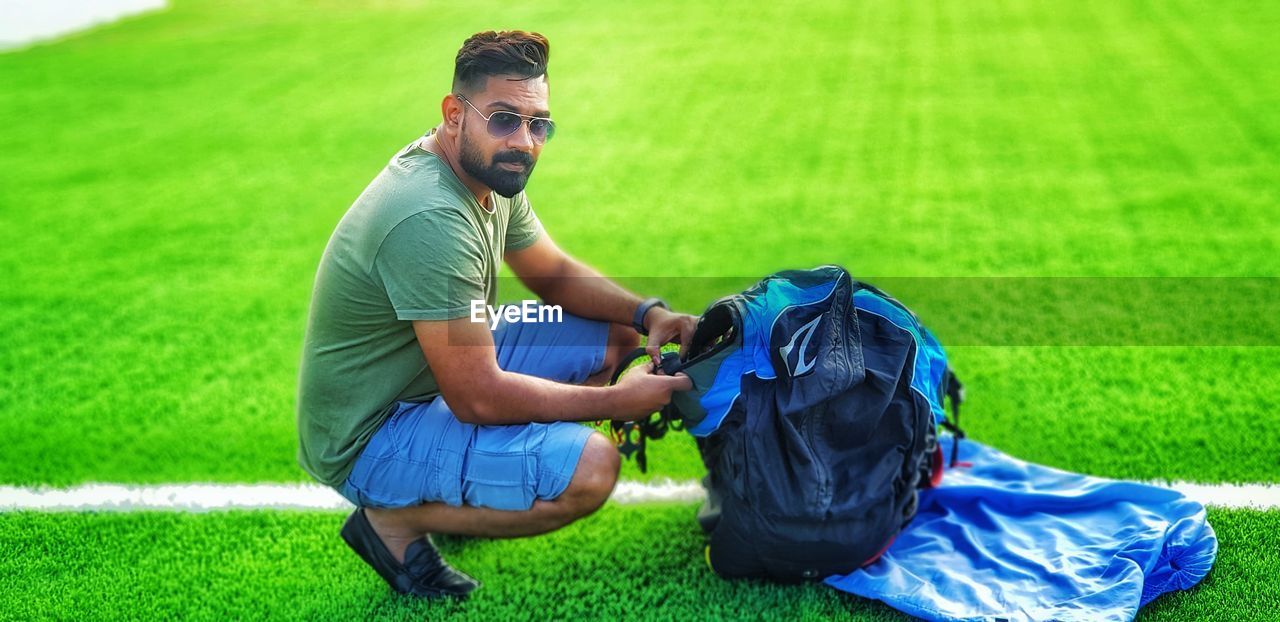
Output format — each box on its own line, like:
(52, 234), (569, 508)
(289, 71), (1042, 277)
(2, 0), (1278, 487)
(2, 0), (1278, 619)
(1, 506), (1277, 621)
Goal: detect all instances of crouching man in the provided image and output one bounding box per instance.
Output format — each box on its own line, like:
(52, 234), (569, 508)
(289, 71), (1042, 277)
(296, 30), (694, 598)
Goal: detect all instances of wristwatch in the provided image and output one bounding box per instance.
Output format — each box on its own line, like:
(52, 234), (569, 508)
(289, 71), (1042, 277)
(632, 297), (669, 336)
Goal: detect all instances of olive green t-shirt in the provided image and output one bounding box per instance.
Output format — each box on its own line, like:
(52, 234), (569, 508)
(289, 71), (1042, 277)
(296, 135), (543, 487)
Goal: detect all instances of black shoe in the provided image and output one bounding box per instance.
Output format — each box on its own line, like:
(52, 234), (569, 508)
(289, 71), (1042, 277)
(340, 508), (481, 598)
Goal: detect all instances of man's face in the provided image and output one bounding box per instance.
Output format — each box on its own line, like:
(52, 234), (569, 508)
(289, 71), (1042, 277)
(457, 75), (550, 198)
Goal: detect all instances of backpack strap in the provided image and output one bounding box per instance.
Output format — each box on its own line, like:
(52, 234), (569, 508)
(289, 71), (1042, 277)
(939, 368), (966, 467)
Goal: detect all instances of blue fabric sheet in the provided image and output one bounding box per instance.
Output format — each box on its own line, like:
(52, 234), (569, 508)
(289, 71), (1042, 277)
(824, 437), (1217, 622)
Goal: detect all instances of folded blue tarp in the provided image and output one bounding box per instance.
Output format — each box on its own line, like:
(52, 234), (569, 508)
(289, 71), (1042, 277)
(824, 437), (1217, 622)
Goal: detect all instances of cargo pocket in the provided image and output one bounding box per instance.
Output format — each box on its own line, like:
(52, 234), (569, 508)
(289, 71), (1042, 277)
(461, 449), (536, 511)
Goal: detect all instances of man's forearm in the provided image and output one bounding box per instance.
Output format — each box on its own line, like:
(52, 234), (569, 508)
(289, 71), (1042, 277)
(463, 369), (621, 425)
(536, 258), (644, 327)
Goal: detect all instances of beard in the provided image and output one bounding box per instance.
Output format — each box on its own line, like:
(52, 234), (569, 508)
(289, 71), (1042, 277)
(458, 125), (537, 198)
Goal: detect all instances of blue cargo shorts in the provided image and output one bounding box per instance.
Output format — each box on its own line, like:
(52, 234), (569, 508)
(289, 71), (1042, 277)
(337, 308), (610, 511)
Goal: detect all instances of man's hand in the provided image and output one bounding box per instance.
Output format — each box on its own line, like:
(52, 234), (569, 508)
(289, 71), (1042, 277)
(611, 361), (692, 422)
(643, 307), (699, 366)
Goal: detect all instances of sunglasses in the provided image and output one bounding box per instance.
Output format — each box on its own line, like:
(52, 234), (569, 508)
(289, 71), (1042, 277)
(455, 94), (556, 144)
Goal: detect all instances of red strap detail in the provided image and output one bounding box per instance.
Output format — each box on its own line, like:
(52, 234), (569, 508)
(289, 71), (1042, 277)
(926, 445), (945, 488)
(861, 533), (897, 567)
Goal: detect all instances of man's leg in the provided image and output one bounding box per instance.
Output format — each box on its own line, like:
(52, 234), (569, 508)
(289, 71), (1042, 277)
(356, 317), (640, 564)
(364, 431), (620, 563)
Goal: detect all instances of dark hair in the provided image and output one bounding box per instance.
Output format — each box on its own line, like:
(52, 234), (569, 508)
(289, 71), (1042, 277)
(452, 30), (550, 94)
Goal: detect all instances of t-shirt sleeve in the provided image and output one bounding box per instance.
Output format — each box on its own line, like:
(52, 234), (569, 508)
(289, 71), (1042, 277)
(373, 210), (486, 321)
(504, 192), (543, 251)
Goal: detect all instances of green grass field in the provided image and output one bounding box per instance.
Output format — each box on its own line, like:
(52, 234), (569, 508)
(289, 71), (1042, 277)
(2, 507), (1276, 621)
(2, 0), (1277, 619)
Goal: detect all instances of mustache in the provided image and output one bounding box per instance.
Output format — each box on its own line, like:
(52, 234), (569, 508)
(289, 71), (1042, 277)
(492, 151), (534, 168)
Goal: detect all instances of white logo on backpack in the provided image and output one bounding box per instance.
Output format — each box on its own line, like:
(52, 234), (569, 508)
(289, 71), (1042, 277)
(780, 315), (822, 377)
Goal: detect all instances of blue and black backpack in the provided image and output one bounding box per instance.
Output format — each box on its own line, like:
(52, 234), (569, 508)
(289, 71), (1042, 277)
(610, 265), (965, 582)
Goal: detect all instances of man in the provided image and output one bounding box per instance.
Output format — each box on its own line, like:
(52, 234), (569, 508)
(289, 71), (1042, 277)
(296, 30), (696, 599)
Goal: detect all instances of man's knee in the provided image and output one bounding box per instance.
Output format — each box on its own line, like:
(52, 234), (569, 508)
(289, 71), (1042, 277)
(584, 324), (642, 387)
(559, 432), (620, 514)
(600, 322), (641, 373)
(608, 321), (641, 351)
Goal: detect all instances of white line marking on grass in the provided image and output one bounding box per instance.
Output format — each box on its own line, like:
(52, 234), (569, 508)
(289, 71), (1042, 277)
(0, 483), (352, 512)
(0, 479), (1277, 512)
(609, 479), (706, 504)
(1158, 481), (1280, 511)
(0, 0), (167, 51)
(0, 480), (706, 513)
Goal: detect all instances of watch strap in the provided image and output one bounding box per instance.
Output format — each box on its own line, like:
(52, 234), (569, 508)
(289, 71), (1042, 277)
(632, 297), (668, 336)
